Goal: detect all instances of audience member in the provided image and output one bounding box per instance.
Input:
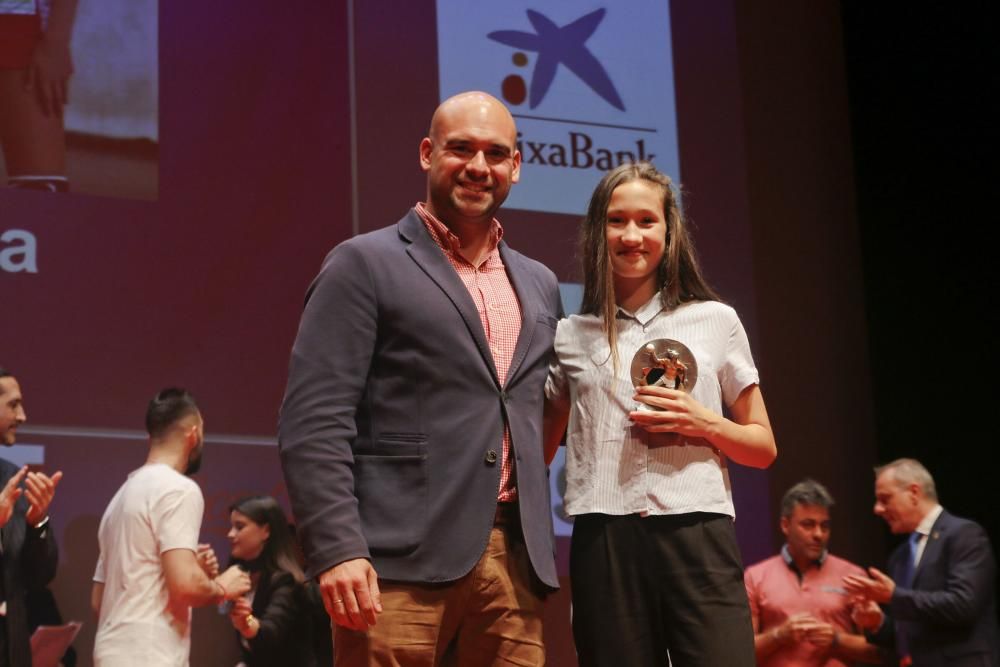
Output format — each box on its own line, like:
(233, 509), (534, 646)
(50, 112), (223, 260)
(844, 458), (999, 666)
(226, 496), (315, 666)
(0, 366), (61, 667)
(92, 388), (250, 666)
(744, 479), (883, 666)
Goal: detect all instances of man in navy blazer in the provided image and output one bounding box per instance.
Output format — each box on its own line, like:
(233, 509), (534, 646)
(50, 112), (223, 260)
(0, 368), (61, 667)
(279, 91), (562, 665)
(845, 458), (999, 666)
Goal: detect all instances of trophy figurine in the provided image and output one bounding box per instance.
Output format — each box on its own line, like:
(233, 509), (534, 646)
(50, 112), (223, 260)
(630, 339), (698, 410)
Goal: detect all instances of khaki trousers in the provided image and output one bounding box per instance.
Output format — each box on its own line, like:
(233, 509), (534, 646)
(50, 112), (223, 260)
(335, 509), (547, 667)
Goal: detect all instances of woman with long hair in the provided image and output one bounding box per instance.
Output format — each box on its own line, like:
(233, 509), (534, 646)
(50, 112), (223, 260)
(544, 161), (777, 666)
(226, 495), (314, 667)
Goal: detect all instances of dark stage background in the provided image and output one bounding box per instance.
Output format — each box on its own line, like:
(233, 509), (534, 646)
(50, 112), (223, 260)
(841, 0), (997, 603)
(1, 1), (993, 665)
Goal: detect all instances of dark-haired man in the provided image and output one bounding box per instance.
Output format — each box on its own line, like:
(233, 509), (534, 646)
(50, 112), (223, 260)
(0, 367), (61, 667)
(744, 479), (882, 667)
(92, 388), (250, 667)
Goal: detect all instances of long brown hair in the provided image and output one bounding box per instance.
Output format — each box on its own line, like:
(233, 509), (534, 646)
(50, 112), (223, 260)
(579, 162), (720, 365)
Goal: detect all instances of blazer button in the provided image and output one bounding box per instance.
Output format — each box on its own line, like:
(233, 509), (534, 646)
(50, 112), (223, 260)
(485, 450), (498, 465)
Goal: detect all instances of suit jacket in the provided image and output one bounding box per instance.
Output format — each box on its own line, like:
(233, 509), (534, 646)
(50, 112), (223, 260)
(875, 509), (999, 667)
(0, 456), (59, 667)
(238, 570), (312, 667)
(279, 210), (562, 588)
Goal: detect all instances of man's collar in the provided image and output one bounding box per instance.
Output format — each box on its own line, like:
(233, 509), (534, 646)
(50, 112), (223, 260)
(414, 202), (504, 256)
(915, 504), (944, 536)
(781, 543), (828, 571)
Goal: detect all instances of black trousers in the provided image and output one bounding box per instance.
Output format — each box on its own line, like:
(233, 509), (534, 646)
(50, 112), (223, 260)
(570, 512), (755, 667)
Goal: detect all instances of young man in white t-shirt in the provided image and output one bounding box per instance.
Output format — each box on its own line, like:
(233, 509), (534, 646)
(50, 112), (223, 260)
(92, 388), (250, 667)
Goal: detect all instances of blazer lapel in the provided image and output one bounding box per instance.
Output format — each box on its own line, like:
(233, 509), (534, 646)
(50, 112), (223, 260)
(400, 212), (501, 387)
(500, 243), (538, 387)
(912, 511), (948, 588)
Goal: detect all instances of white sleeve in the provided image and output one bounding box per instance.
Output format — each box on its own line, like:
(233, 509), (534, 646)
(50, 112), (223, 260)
(93, 552), (106, 583)
(719, 310), (760, 407)
(153, 480), (204, 554)
(544, 319), (571, 409)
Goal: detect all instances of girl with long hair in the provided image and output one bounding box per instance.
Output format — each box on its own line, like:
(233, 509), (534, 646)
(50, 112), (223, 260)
(544, 161), (777, 666)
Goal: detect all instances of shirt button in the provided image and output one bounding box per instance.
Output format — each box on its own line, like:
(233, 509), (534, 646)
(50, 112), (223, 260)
(485, 450), (498, 465)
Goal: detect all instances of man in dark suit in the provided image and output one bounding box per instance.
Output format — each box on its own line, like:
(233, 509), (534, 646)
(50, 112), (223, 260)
(845, 458), (999, 666)
(0, 367), (61, 667)
(279, 91), (562, 666)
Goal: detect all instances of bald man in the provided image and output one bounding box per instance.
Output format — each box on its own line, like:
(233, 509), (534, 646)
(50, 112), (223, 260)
(279, 92), (562, 665)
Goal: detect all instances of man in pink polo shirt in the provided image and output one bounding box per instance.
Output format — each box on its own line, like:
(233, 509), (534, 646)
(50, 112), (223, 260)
(744, 479), (884, 666)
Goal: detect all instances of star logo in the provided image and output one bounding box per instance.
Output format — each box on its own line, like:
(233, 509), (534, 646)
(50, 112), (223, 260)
(488, 8), (625, 111)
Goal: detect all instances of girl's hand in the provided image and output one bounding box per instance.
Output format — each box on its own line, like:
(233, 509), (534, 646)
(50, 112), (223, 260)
(628, 386), (721, 438)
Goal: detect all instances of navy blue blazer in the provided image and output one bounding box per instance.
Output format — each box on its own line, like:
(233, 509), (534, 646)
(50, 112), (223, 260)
(0, 456), (59, 667)
(279, 210), (562, 588)
(876, 509), (999, 667)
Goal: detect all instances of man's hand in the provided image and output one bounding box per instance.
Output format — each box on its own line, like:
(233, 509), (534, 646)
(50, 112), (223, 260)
(216, 565), (251, 600)
(771, 612), (820, 646)
(843, 567), (896, 604)
(803, 621), (836, 648)
(850, 597), (884, 631)
(319, 558), (383, 631)
(0, 467), (27, 528)
(196, 543), (220, 579)
(24, 470), (63, 527)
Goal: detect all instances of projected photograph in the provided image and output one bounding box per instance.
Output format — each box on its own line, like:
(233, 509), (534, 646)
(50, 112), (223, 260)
(0, 0), (158, 200)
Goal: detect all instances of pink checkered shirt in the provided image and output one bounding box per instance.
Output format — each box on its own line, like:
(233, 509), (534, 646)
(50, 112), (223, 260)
(415, 202), (521, 502)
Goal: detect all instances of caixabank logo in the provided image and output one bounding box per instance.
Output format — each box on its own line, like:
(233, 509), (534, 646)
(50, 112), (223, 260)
(436, 1), (680, 215)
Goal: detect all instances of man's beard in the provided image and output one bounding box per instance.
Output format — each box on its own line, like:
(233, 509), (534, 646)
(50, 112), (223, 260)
(185, 445), (203, 476)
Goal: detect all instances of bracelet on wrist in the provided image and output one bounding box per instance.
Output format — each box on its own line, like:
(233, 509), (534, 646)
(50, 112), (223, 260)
(214, 578), (227, 602)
